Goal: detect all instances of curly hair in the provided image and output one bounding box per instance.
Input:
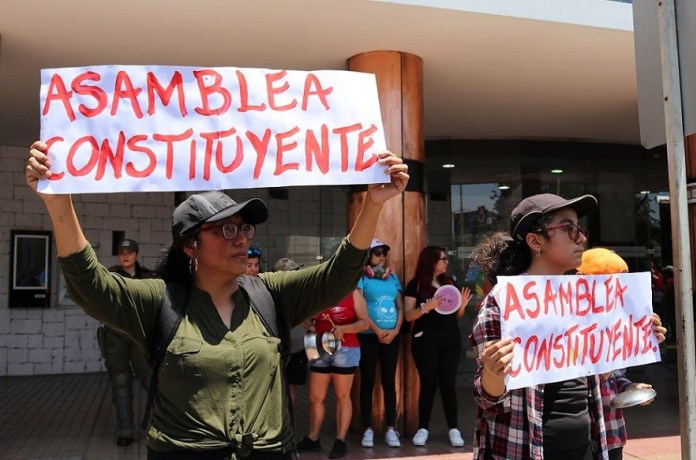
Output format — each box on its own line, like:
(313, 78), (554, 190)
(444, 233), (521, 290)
(472, 213), (554, 284)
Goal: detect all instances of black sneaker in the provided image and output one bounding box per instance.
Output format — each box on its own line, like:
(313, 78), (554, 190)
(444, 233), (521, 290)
(296, 436), (321, 452)
(329, 439), (348, 459)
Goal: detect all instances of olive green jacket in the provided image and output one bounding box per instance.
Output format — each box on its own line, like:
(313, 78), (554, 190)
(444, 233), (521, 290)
(59, 238), (366, 456)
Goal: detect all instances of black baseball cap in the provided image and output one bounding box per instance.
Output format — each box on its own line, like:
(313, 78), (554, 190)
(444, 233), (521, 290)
(117, 239), (139, 252)
(510, 193), (597, 242)
(172, 191), (268, 241)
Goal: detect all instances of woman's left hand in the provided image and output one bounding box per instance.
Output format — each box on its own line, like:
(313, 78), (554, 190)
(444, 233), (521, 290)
(461, 287), (473, 308)
(629, 382), (655, 405)
(651, 312), (667, 344)
(366, 152), (409, 205)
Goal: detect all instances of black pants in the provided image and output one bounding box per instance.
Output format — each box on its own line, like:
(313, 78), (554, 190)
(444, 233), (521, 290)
(358, 333), (401, 427)
(411, 326), (461, 429)
(544, 444), (593, 460)
(147, 447), (292, 460)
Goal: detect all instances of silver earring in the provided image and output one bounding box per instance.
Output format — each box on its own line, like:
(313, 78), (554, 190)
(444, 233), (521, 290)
(536, 250), (541, 258)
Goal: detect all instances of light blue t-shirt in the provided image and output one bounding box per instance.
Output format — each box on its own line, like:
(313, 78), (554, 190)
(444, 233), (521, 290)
(357, 273), (402, 331)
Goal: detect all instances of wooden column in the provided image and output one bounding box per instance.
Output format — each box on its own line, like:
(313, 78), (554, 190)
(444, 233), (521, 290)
(346, 51), (425, 436)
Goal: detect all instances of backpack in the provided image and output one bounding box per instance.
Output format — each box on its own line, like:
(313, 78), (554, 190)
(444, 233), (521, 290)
(141, 275), (290, 429)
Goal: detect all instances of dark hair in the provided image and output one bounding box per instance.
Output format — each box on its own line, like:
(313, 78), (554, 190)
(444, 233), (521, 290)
(472, 213), (554, 284)
(414, 245), (453, 298)
(156, 233), (197, 284)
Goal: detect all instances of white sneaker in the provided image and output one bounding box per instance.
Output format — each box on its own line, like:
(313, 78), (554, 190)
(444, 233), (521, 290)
(385, 428), (401, 447)
(361, 428), (374, 448)
(448, 428), (465, 447)
(412, 428), (429, 446)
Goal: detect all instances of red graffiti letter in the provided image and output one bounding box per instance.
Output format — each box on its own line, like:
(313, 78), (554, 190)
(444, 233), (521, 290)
(302, 73), (333, 110)
(43, 74), (75, 121)
(72, 71), (108, 118)
(111, 71), (143, 118)
(194, 69), (231, 116)
(147, 71), (187, 116)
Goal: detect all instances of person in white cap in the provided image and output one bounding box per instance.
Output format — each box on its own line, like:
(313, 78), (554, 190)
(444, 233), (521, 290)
(356, 238), (404, 448)
(26, 141), (408, 460)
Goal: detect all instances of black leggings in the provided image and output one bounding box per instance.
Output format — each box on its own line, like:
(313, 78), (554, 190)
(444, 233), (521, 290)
(358, 333), (401, 427)
(411, 326), (461, 429)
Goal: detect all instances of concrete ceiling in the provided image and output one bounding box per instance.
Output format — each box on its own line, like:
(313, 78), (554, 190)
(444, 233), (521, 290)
(0, 0), (640, 148)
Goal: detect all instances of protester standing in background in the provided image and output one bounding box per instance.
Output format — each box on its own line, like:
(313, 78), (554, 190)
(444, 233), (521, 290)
(297, 290), (369, 459)
(246, 247), (262, 276)
(98, 238), (156, 447)
(357, 239), (404, 449)
(273, 257), (308, 405)
(404, 245), (471, 448)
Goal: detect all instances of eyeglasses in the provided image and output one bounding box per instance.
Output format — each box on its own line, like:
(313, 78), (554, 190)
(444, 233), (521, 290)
(439, 257), (449, 262)
(372, 249), (389, 257)
(543, 223), (588, 244)
(201, 222), (255, 240)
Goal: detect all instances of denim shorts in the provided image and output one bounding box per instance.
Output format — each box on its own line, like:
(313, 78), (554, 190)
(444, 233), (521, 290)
(309, 346), (360, 374)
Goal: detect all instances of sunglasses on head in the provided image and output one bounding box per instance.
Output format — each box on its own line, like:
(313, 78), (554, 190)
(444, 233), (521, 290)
(248, 247), (262, 258)
(372, 249), (389, 257)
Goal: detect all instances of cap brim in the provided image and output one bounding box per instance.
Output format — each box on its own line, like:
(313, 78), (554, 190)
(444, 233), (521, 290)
(205, 197), (268, 225)
(543, 194), (597, 219)
(512, 194), (597, 241)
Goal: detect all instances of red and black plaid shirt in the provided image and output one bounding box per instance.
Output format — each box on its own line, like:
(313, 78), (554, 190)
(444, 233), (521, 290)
(469, 292), (609, 460)
(600, 371), (633, 450)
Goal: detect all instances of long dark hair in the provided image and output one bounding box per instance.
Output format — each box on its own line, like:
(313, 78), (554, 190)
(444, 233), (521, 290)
(414, 245), (453, 298)
(156, 233), (198, 284)
(472, 213), (553, 284)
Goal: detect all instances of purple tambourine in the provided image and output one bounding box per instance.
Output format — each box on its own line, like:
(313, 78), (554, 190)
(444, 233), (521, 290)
(434, 285), (462, 315)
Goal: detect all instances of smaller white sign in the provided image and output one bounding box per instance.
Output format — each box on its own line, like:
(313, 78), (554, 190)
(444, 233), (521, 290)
(495, 272), (660, 390)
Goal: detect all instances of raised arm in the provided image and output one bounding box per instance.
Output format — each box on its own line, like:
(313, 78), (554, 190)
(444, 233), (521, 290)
(26, 141), (88, 256)
(347, 152), (409, 250)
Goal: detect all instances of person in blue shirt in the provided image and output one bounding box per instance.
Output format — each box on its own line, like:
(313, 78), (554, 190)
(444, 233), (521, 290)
(356, 239), (404, 448)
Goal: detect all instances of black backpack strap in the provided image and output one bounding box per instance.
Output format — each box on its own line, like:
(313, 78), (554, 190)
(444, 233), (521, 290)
(237, 275), (279, 338)
(141, 281), (189, 430)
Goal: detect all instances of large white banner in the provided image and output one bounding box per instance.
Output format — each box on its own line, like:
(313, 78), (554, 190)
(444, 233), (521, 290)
(495, 272), (660, 390)
(38, 65), (388, 193)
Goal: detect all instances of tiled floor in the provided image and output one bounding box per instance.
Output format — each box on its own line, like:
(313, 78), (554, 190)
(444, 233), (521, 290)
(0, 347), (683, 460)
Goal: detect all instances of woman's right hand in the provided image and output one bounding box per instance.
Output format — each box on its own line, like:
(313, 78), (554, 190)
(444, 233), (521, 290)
(26, 141), (52, 192)
(480, 338), (515, 397)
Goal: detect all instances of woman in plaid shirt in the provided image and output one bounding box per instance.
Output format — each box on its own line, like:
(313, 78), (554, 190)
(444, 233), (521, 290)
(469, 194), (666, 460)
(469, 193), (606, 460)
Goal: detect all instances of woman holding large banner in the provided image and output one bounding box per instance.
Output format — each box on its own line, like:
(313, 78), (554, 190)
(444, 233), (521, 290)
(470, 193), (603, 460)
(25, 140), (408, 460)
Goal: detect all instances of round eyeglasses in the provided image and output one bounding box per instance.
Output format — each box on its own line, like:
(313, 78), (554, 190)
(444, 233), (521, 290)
(543, 223), (588, 244)
(201, 222), (255, 240)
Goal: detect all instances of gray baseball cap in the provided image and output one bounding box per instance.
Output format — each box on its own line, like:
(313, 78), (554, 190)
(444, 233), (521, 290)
(510, 193), (597, 243)
(172, 191), (268, 241)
